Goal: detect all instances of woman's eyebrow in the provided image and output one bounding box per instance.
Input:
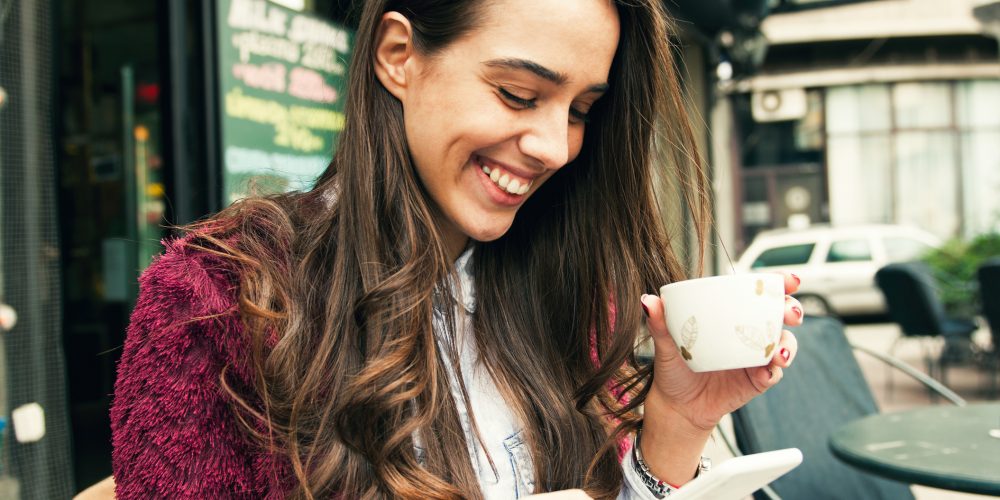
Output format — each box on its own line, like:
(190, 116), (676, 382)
(482, 57), (608, 93)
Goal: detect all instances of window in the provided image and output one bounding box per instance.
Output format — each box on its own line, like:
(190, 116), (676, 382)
(825, 80), (1000, 240)
(826, 239), (872, 263)
(737, 89), (825, 168)
(826, 85), (893, 228)
(883, 237), (932, 262)
(751, 243), (816, 268)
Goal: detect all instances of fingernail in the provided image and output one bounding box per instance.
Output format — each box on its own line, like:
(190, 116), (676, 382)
(792, 305), (803, 319)
(641, 302), (650, 318)
(791, 273), (801, 286)
(780, 348), (790, 362)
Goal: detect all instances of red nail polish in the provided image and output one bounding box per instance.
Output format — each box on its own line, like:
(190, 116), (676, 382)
(791, 273), (801, 286)
(641, 302), (650, 318)
(780, 348), (790, 361)
(793, 306), (803, 318)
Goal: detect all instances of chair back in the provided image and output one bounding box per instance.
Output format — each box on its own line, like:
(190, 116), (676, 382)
(875, 262), (947, 338)
(979, 258), (1000, 348)
(732, 317), (914, 499)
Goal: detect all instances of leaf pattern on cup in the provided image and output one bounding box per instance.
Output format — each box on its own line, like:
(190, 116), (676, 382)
(764, 342), (775, 358)
(680, 316), (698, 360)
(755, 279), (764, 296)
(735, 320), (781, 359)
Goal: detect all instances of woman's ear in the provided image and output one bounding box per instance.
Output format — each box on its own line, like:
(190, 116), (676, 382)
(373, 12), (414, 101)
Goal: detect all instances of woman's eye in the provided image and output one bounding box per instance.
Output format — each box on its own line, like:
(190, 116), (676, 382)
(499, 87), (591, 125)
(498, 87), (536, 109)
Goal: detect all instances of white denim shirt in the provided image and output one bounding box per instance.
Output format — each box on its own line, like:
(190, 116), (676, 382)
(432, 248), (657, 499)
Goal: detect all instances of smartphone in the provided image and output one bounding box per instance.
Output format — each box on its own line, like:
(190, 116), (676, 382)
(669, 448), (803, 500)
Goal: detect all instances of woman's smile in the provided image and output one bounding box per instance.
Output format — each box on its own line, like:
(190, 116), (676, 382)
(473, 154), (538, 206)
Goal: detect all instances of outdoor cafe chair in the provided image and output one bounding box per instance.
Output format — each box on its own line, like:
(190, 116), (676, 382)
(978, 258), (1000, 396)
(720, 316), (965, 500)
(874, 262), (978, 387)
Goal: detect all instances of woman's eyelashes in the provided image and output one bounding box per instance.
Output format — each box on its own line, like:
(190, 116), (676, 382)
(497, 87), (590, 124)
(498, 86), (535, 109)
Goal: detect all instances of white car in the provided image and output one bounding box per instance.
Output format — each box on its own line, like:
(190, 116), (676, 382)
(734, 224), (941, 317)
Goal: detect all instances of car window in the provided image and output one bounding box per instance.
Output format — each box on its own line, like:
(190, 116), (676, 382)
(751, 243), (815, 268)
(883, 237), (932, 262)
(826, 239), (872, 263)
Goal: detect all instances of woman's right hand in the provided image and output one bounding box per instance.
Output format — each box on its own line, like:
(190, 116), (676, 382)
(526, 489), (593, 499)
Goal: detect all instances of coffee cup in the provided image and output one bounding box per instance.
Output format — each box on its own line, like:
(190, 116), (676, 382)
(658, 274), (785, 372)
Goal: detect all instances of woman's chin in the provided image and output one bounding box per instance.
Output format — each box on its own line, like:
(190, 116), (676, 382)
(462, 218), (515, 243)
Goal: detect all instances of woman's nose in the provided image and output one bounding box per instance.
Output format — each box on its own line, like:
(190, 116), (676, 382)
(517, 108), (572, 170)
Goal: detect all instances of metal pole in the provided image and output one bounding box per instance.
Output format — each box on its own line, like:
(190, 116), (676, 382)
(166, 0), (194, 225)
(122, 66), (139, 304)
(202, 0), (222, 213)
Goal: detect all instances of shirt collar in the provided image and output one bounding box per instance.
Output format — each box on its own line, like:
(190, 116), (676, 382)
(453, 246), (476, 314)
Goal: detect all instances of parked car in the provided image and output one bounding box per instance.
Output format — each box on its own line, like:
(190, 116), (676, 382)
(734, 224), (941, 317)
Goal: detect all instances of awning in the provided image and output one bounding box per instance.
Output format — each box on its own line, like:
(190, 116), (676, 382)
(762, 0), (996, 44)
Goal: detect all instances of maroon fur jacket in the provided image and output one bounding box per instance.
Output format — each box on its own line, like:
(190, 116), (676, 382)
(111, 235), (629, 498)
(111, 236), (290, 498)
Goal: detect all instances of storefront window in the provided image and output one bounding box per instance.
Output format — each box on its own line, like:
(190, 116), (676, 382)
(826, 132), (892, 227)
(824, 79), (1000, 239)
(891, 82), (957, 239)
(957, 80), (1000, 236)
(892, 82), (951, 128)
(825, 84), (891, 134)
(894, 131), (959, 237)
(825, 85), (896, 232)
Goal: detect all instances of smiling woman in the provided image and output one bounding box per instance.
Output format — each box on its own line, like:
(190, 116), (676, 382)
(381, 0), (620, 253)
(109, 1), (805, 499)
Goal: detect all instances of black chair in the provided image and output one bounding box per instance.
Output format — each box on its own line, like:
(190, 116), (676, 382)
(977, 258), (1000, 395)
(874, 262), (978, 386)
(725, 317), (964, 500)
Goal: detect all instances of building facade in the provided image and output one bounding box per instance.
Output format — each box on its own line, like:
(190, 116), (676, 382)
(715, 0), (1000, 257)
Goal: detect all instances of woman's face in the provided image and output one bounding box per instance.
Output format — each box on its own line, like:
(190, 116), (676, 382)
(377, 0), (620, 256)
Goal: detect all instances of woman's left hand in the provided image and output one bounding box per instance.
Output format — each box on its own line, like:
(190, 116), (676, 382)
(639, 273), (804, 432)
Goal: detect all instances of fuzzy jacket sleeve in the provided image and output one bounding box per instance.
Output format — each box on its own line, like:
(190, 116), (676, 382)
(110, 238), (284, 498)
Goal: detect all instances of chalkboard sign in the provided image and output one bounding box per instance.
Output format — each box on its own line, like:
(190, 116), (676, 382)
(217, 0), (353, 203)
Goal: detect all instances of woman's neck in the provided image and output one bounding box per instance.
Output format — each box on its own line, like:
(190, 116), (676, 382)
(444, 231), (470, 263)
(432, 210), (471, 262)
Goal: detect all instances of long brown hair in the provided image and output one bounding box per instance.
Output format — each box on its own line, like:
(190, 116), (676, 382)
(189, 0), (709, 498)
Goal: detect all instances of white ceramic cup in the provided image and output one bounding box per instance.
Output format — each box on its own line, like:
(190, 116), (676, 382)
(659, 273), (785, 372)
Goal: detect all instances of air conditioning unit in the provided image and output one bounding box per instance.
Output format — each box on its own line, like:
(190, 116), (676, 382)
(751, 88), (807, 122)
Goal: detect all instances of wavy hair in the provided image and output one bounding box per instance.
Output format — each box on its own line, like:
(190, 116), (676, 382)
(189, 0), (709, 498)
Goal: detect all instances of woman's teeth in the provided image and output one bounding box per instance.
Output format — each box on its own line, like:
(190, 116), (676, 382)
(482, 165), (531, 195)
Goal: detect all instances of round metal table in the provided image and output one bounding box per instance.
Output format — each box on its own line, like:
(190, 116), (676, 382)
(829, 403), (1000, 495)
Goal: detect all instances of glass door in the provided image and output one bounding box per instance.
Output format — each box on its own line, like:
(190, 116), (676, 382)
(56, 1), (168, 490)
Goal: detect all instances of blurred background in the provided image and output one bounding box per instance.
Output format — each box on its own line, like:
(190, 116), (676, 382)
(0, 0), (997, 497)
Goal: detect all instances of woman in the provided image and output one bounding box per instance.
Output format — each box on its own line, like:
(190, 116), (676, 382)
(111, 0), (804, 498)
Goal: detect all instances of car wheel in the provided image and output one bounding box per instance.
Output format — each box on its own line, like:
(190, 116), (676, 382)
(796, 294), (834, 317)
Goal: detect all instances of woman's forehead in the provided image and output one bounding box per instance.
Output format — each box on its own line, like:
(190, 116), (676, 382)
(465, 0), (620, 85)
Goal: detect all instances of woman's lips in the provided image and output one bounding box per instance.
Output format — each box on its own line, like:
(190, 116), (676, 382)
(473, 155), (535, 196)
